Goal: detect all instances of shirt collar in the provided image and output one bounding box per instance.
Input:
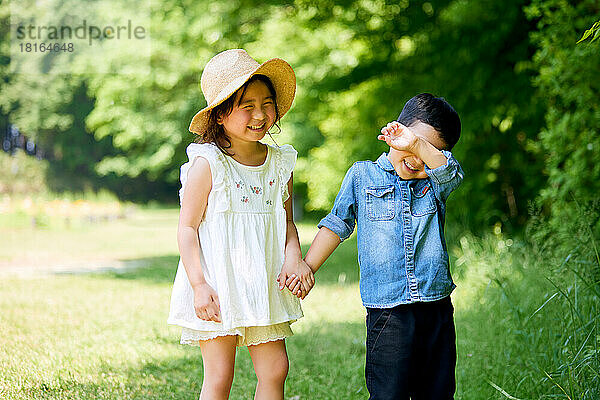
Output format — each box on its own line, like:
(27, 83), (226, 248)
(376, 153), (396, 172)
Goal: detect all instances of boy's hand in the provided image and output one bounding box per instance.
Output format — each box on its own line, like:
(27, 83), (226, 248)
(278, 258), (315, 299)
(378, 121), (419, 153)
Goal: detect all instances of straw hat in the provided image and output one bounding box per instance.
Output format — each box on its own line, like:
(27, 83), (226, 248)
(189, 49), (297, 135)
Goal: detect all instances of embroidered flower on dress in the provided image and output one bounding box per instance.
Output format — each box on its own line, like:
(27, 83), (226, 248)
(269, 179), (275, 186)
(235, 180), (245, 189)
(265, 200), (273, 206)
(241, 195), (249, 203)
(250, 186), (263, 195)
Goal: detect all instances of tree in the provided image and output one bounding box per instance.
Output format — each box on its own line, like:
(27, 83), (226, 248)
(257, 0), (545, 231)
(525, 0), (600, 254)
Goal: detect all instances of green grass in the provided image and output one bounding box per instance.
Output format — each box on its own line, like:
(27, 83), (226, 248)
(0, 206), (179, 267)
(0, 259), (366, 399)
(0, 209), (598, 399)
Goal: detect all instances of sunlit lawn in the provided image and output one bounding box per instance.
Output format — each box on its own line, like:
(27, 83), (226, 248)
(0, 206), (178, 269)
(0, 265), (368, 399)
(0, 207), (367, 399)
(0, 208), (570, 399)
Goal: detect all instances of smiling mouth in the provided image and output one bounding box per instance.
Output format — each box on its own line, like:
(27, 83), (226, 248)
(404, 160), (420, 172)
(248, 122), (266, 131)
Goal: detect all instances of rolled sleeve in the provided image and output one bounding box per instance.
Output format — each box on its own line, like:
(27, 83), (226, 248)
(424, 150), (464, 203)
(317, 165), (357, 242)
(318, 213), (354, 241)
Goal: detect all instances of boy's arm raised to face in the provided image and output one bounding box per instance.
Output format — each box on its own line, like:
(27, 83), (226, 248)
(380, 121), (464, 202)
(411, 135), (447, 169)
(304, 227), (342, 274)
(379, 121), (447, 170)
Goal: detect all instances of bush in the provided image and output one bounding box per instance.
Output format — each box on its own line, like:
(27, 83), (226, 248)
(0, 149), (49, 195)
(526, 0), (600, 230)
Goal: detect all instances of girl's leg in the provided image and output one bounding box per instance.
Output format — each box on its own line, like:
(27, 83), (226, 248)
(248, 339), (289, 400)
(198, 335), (238, 400)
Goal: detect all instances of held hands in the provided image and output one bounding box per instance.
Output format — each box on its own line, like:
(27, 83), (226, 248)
(378, 121), (419, 153)
(278, 258), (315, 300)
(193, 283), (222, 323)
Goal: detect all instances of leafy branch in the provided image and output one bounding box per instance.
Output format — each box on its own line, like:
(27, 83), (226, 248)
(577, 20), (600, 43)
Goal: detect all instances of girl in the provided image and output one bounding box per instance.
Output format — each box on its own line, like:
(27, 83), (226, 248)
(168, 49), (314, 400)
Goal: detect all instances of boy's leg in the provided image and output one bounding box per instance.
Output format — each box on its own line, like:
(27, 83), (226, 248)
(248, 339), (289, 400)
(365, 306), (416, 400)
(198, 335), (238, 400)
(412, 296), (456, 400)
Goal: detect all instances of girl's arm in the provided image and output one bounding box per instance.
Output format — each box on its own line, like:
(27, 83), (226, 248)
(277, 173), (315, 299)
(177, 157), (221, 323)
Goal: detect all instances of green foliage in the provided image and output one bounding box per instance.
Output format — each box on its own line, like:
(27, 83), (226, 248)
(84, 0), (281, 185)
(0, 1), (121, 194)
(577, 20), (600, 43)
(0, 0), (598, 232)
(526, 1), (600, 226)
(0, 149), (49, 195)
(282, 0), (544, 232)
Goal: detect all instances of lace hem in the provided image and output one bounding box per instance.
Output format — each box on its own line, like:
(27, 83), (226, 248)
(246, 334), (290, 347)
(180, 322), (293, 347)
(180, 331), (238, 346)
(180, 334), (290, 347)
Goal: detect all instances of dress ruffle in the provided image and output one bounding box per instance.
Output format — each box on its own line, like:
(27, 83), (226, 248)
(179, 143), (230, 214)
(275, 144), (298, 203)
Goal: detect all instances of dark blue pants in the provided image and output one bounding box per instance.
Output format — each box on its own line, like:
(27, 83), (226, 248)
(365, 296), (456, 400)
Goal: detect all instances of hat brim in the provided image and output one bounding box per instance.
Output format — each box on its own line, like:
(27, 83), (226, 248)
(189, 58), (296, 135)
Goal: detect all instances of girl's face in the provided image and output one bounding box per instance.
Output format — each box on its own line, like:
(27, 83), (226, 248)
(218, 80), (276, 144)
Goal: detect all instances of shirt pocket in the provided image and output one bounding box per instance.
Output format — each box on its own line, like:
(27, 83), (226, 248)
(409, 180), (436, 217)
(365, 185), (395, 221)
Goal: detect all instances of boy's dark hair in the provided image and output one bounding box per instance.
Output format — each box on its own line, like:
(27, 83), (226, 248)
(195, 74), (280, 155)
(397, 93), (461, 150)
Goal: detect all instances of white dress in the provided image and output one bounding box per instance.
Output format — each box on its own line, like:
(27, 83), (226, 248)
(167, 142), (303, 334)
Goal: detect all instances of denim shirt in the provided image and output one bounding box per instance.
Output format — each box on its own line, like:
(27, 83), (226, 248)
(318, 151), (464, 308)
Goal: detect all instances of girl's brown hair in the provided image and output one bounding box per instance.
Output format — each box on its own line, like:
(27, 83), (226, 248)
(194, 74), (281, 155)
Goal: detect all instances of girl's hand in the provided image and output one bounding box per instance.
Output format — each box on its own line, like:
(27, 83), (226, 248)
(378, 121), (419, 153)
(278, 259), (315, 300)
(192, 283), (222, 323)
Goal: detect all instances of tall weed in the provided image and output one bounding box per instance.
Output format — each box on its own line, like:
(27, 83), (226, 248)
(451, 201), (599, 398)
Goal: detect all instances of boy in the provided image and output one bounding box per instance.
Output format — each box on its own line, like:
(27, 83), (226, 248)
(301, 93), (463, 399)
